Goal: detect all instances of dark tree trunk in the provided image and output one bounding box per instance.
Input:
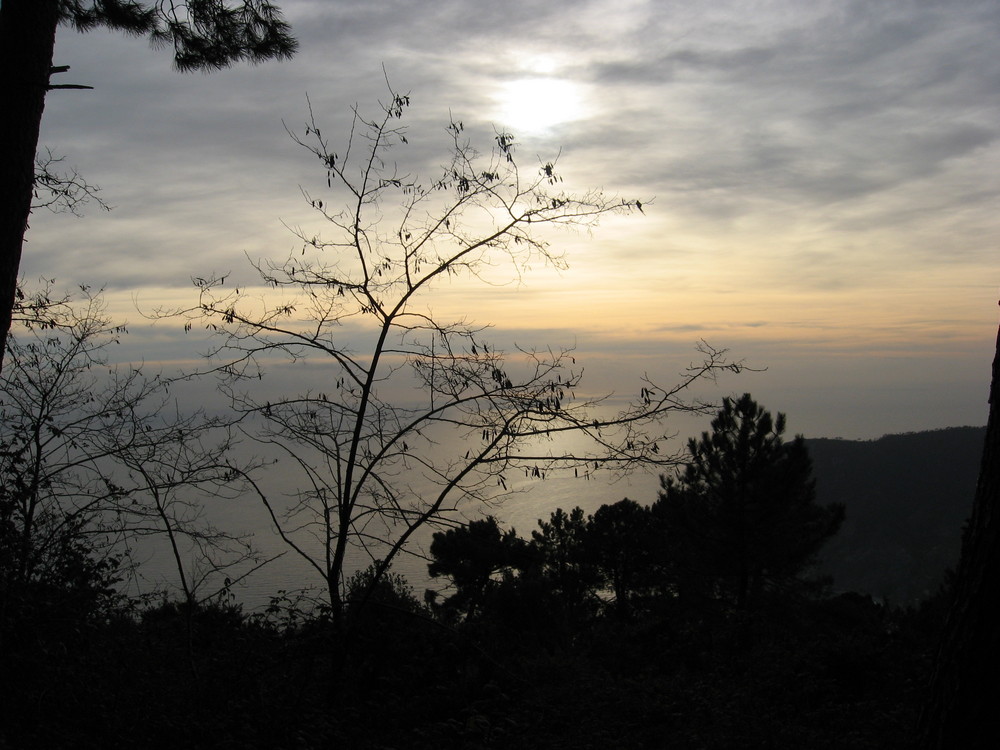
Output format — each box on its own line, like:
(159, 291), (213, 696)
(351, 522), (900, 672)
(921, 317), (1000, 748)
(0, 0), (60, 371)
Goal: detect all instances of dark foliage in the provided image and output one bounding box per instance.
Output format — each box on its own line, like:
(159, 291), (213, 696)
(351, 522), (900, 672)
(0, 488), (125, 663)
(428, 516), (534, 621)
(585, 498), (661, 618)
(1, 399), (966, 748)
(530, 506), (602, 618)
(0, 573), (943, 749)
(655, 393), (845, 609)
(57, 1), (297, 72)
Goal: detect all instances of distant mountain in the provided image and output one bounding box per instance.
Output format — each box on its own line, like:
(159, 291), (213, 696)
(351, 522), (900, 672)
(807, 426), (986, 605)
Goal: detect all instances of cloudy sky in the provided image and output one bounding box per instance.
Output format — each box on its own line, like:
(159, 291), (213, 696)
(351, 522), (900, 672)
(27, 0), (1000, 441)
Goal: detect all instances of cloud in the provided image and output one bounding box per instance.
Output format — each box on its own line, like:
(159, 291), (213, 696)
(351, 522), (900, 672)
(20, 0), (998, 442)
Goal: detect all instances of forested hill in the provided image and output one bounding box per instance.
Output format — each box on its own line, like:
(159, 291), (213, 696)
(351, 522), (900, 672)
(807, 425), (986, 604)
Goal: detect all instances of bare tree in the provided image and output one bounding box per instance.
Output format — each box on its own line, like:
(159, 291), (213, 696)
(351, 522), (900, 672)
(176, 87), (743, 630)
(0, 286), (260, 617)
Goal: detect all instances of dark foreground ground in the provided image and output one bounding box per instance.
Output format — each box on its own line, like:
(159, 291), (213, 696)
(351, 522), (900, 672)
(1, 582), (947, 750)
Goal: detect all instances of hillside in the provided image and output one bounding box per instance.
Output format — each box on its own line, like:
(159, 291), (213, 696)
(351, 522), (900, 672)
(807, 426), (986, 604)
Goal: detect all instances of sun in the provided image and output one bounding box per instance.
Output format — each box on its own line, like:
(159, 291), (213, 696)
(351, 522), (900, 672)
(494, 77), (586, 135)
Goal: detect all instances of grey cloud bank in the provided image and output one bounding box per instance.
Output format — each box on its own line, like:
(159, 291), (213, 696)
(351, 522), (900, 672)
(23, 0), (999, 440)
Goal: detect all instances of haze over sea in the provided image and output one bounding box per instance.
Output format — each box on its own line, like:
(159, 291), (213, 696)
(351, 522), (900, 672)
(131, 416), (986, 611)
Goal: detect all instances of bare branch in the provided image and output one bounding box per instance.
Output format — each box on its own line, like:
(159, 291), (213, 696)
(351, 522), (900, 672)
(32, 148), (112, 216)
(1, 285), (261, 606)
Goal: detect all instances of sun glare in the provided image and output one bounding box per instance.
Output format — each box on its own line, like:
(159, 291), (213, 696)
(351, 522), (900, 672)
(495, 77), (586, 134)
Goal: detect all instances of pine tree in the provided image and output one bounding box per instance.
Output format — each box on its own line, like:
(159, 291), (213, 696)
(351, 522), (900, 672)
(654, 394), (844, 609)
(531, 507), (600, 610)
(427, 517), (531, 620)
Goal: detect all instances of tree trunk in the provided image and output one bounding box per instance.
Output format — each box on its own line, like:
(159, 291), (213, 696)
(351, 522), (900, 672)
(921, 317), (1000, 748)
(0, 0), (60, 372)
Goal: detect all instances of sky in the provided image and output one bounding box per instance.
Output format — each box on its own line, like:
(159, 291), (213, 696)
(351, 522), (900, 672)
(26, 0), (1000, 442)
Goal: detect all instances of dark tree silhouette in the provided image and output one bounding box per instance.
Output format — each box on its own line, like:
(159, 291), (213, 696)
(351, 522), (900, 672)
(921, 319), (1000, 748)
(0, 0), (296, 371)
(530, 506), (601, 613)
(586, 498), (657, 618)
(654, 394), (844, 609)
(427, 517), (531, 620)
